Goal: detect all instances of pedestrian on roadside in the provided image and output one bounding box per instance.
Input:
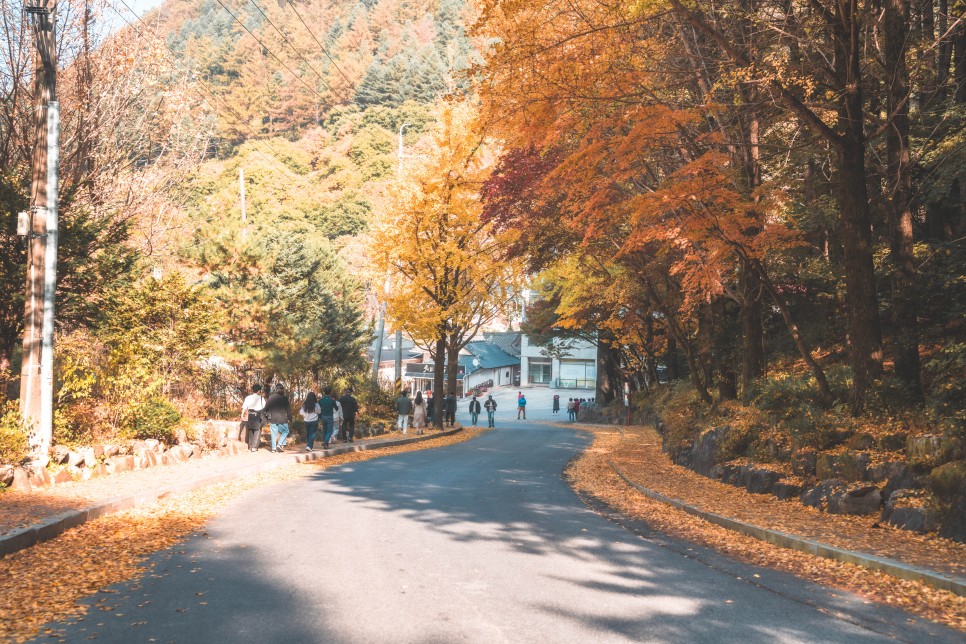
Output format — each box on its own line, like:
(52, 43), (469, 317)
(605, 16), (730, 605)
(332, 392), (343, 442)
(339, 388), (359, 442)
(241, 384), (266, 452)
(484, 394), (497, 427)
(397, 389), (412, 433)
(445, 391), (458, 426)
(265, 384), (292, 452)
(567, 398), (576, 421)
(574, 398), (582, 417)
(468, 395), (481, 426)
(412, 390), (427, 435)
(318, 386), (337, 448)
(425, 390), (434, 424)
(552, 394), (560, 414)
(517, 394), (527, 419)
(300, 391), (321, 451)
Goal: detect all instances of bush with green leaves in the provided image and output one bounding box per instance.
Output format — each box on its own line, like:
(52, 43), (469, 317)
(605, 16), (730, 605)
(124, 397), (182, 443)
(0, 401), (30, 464)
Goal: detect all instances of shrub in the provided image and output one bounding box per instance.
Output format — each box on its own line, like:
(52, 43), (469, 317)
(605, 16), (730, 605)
(0, 402), (30, 464)
(124, 397), (182, 443)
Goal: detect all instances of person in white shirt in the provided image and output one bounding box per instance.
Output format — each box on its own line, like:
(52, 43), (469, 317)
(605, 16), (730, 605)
(241, 384), (266, 452)
(300, 391), (321, 451)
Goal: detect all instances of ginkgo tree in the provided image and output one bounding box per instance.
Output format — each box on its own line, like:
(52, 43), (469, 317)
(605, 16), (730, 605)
(370, 102), (523, 426)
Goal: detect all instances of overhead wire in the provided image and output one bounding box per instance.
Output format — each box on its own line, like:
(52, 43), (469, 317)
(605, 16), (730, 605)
(112, 0), (324, 192)
(210, 0), (338, 110)
(283, 1), (355, 89)
(244, 0), (347, 102)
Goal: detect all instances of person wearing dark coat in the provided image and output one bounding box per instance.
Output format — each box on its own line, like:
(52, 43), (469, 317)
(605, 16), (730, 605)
(339, 388), (359, 442)
(444, 391), (458, 426)
(264, 384), (292, 452)
(468, 396), (482, 426)
(484, 395), (497, 427)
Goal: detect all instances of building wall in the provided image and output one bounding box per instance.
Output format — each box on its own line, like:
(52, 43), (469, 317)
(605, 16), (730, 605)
(520, 335), (597, 389)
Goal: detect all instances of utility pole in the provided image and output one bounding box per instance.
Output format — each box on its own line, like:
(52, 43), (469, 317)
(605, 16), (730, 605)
(20, 0), (57, 459)
(393, 123), (411, 390)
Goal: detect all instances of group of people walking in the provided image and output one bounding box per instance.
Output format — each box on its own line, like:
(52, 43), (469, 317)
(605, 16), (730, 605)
(395, 389), (501, 430)
(241, 383), (359, 453)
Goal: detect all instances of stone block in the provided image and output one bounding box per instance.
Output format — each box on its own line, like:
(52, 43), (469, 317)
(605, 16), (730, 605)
(876, 432), (907, 452)
(53, 469), (72, 485)
(772, 481), (803, 501)
(829, 485), (881, 515)
(847, 432), (875, 450)
(51, 445), (70, 464)
(1, 464), (14, 487)
(800, 479), (847, 511)
(692, 426), (727, 476)
(143, 450), (158, 467)
(161, 452), (178, 466)
(881, 490), (939, 533)
(66, 451), (84, 468)
(10, 468), (31, 491)
(145, 439), (161, 452)
(792, 450), (817, 478)
(80, 467), (93, 481)
(92, 444), (105, 458)
(78, 447), (96, 468)
(103, 444), (120, 458)
(745, 468), (783, 495)
(939, 496), (966, 543)
(906, 434), (958, 467)
(28, 467), (53, 488)
(91, 463), (108, 478)
(869, 460), (905, 484)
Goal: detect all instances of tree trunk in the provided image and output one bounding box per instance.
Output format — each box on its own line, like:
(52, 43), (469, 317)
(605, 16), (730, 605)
(432, 336), (445, 429)
(595, 335), (622, 404)
(835, 3), (884, 411)
(445, 342), (460, 399)
(885, 0), (924, 401)
(740, 260), (764, 399)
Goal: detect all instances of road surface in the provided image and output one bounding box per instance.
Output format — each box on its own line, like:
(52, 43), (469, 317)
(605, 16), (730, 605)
(35, 398), (959, 643)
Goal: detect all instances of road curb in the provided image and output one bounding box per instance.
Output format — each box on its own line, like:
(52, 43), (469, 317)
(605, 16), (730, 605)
(607, 460), (966, 597)
(0, 429), (462, 559)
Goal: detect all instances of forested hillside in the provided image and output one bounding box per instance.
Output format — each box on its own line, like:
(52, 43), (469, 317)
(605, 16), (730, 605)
(0, 0), (474, 451)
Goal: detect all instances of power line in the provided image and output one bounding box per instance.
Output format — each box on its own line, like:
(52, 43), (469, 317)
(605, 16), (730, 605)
(284, 2), (355, 90)
(210, 0), (337, 111)
(245, 0), (347, 102)
(112, 0), (323, 191)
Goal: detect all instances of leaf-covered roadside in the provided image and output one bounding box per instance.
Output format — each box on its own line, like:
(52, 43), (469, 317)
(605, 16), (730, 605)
(0, 427), (488, 643)
(565, 425), (966, 631)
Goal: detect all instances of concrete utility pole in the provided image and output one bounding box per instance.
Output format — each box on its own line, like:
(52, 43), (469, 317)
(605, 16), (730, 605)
(393, 123), (411, 390)
(20, 0), (57, 459)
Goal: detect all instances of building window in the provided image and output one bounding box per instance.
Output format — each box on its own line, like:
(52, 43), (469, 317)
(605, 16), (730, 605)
(558, 359), (596, 388)
(528, 359), (552, 384)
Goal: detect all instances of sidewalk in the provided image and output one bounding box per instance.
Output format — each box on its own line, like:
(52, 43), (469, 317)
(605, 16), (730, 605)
(0, 428), (458, 556)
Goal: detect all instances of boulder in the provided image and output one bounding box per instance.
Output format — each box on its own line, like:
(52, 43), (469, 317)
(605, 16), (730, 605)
(143, 450), (159, 467)
(939, 496), (966, 543)
(792, 450), (817, 478)
(882, 467), (920, 501)
(53, 469), (72, 485)
(161, 452), (178, 466)
(92, 444), (105, 458)
(66, 465), (82, 479)
(10, 467), (32, 491)
(181, 443), (195, 459)
(144, 439), (161, 453)
(816, 451), (869, 482)
(800, 479), (847, 511)
(719, 464), (749, 487)
(773, 481), (804, 501)
(881, 490), (938, 533)
(103, 444), (120, 458)
(869, 460), (906, 484)
(847, 432), (875, 451)
(876, 432), (907, 452)
(691, 427), (727, 476)
(829, 485), (881, 515)
(51, 445), (70, 464)
(80, 467), (93, 481)
(929, 460), (966, 500)
(91, 463), (108, 478)
(175, 428), (188, 444)
(78, 447), (96, 468)
(746, 467), (783, 495)
(107, 455), (136, 474)
(0, 464), (14, 487)
(65, 451), (84, 468)
(28, 467), (53, 488)
(907, 434), (961, 468)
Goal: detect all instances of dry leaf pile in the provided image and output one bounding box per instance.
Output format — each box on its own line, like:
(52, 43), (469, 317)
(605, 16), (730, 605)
(0, 427), (488, 643)
(566, 424), (966, 631)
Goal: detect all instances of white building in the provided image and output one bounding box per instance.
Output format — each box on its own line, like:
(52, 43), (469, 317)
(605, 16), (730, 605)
(519, 335), (597, 389)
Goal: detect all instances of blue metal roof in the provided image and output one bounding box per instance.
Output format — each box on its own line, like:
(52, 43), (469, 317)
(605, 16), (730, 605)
(460, 341), (521, 373)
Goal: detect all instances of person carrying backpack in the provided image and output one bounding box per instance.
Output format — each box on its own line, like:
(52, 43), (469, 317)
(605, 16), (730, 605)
(265, 384), (292, 452)
(468, 395), (481, 426)
(241, 384), (266, 452)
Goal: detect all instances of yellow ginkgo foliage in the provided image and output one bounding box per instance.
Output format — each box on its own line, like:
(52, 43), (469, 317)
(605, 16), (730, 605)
(370, 102), (523, 423)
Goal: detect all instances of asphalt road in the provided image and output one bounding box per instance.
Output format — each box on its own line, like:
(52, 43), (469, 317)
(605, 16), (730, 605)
(35, 412), (961, 643)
